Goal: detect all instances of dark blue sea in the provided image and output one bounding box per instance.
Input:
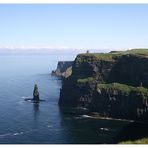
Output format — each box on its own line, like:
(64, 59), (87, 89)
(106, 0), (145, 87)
(0, 54), (130, 144)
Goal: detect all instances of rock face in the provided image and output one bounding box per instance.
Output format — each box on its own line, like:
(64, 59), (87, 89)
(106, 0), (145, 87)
(33, 84), (40, 101)
(59, 49), (148, 120)
(52, 61), (73, 78)
(92, 83), (148, 120)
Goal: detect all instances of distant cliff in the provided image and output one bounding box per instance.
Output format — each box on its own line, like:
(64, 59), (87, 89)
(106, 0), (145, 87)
(52, 61), (73, 78)
(59, 49), (148, 120)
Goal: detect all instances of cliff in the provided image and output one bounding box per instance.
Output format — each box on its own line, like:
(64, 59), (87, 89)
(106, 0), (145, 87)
(59, 49), (148, 120)
(52, 61), (73, 78)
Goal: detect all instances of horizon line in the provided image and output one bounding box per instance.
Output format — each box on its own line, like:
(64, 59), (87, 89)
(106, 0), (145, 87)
(0, 46), (135, 51)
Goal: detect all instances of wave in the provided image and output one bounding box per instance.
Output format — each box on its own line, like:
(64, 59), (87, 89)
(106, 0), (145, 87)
(0, 129), (36, 138)
(21, 96), (32, 99)
(81, 115), (92, 118)
(0, 133), (12, 137)
(47, 125), (53, 128)
(13, 132), (24, 136)
(74, 115), (93, 119)
(100, 127), (110, 131)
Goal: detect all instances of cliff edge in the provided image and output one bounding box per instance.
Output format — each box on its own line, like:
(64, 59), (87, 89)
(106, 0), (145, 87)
(59, 49), (148, 120)
(52, 61), (73, 78)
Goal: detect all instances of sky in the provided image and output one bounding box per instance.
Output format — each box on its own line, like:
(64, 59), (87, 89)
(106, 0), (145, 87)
(0, 4), (148, 50)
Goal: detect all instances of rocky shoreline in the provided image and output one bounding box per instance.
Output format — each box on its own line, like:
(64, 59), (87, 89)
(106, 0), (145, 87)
(87, 113), (135, 123)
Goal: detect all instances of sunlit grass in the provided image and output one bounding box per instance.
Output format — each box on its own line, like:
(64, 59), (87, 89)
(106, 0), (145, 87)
(120, 137), (148, 144)
(78, 48), (148, 60)
(97, 83), (148, 95)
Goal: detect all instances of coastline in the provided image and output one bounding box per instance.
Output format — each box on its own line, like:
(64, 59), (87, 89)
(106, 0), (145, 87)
(88, 114), (135, 123)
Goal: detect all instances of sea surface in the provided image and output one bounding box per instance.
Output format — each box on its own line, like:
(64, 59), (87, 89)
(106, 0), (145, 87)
(0, 54), (130, 144)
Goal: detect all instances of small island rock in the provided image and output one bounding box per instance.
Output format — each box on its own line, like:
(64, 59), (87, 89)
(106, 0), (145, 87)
(33, 84), (40, 101)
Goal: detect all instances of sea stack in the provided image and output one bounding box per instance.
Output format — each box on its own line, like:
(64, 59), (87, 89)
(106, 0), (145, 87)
(33, 84), (40, 102)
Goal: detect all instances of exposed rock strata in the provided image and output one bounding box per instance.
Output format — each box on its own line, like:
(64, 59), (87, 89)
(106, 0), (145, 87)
(59, 49), (148, 120)
(52, 61), (73, 78)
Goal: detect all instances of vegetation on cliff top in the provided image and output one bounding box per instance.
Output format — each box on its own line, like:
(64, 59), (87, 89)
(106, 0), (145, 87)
(77, 53), (115, 60)
(113, 48), (148, 56)
(77, 49), (148, 60)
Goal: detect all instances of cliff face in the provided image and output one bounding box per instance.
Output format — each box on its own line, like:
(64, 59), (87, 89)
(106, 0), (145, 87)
(72, 53), (148, 86)
(59, 49), (148, 120)
(108, 55), (148, 87)
(52, 61), (73, 78)
(92, 83), (148, 119)
(72, 54), (116, 82)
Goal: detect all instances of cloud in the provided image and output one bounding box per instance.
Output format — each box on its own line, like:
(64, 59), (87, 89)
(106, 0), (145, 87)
(0, 45), (129, 54)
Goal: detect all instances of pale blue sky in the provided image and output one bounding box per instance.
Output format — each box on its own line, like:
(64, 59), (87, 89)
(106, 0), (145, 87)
(0, 4), (148, 49)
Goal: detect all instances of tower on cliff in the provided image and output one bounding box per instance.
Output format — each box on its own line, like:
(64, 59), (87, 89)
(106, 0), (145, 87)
(86, 50), (89, 54)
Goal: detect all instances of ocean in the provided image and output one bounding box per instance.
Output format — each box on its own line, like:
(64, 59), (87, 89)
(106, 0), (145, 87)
(0, 54), (129, 144)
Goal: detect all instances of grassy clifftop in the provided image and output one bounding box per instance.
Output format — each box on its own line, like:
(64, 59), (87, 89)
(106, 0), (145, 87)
(112, 48), (148, 56)
(77, 49), (148, 60)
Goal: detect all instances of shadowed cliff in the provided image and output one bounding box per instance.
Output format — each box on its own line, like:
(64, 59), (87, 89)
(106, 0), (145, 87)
(59, 49), (148, 121)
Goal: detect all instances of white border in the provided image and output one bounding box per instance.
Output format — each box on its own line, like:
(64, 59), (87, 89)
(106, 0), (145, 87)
(0, 2), (148, 148)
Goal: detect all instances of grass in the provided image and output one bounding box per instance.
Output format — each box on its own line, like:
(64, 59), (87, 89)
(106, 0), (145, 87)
(120, 137), (148, 144)
(77, 53), (117, 60)
(97, 83), (132, 94)
(115, 48), (148, 56)
(97, 83), (148, 95)
(77, 49), (148, 60)
(77, 78), (148, 95)
(77, 77), (94, 84)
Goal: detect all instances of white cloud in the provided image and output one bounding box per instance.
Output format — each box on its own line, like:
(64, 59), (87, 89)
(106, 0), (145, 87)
(0, 45), (129, 53)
